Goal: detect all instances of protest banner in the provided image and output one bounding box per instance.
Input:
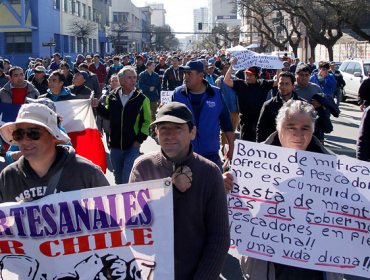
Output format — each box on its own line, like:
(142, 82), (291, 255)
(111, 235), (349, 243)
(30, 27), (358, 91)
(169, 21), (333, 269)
(228, 139), (370, 278)
(0, 178), (174, 279)
(230, 50), (284, 71)
(160, 91), (174, 105)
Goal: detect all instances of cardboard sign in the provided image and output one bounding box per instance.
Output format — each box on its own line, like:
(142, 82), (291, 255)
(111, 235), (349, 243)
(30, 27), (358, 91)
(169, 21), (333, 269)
(160, 91), (174, 105)
(231, 50), (284, 70)
(229, 140), (370, 278)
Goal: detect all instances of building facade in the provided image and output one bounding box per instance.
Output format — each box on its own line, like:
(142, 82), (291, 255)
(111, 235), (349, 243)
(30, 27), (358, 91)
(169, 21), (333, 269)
(193, 7), (208, 42)
(111, 0), (152, 53)
(148, 3), (165, 27)
(208, 0), (240, 29)
(0, 0), (111, 67)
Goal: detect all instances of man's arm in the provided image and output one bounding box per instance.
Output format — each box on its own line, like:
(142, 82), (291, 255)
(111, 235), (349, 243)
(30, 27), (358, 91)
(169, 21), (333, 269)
(224, 57), (236, 88)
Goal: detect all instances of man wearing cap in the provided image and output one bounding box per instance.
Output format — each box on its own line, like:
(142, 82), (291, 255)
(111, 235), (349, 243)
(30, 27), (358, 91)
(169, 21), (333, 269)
(28, 65), (49, 95)
(68, 70), (94, 99)
(162, 56), (184, 91)
(205, 62), (219, 86)
(172, 59), (234, 170)
(154, 56), (168, 83)
(0, 66), (39, 104)
(310, 61), (337, 97)
(40, 70), (76, 102)
(224, 57), (278, 142)
(129, 101), (229, 280)
(92, 66), (151, 184)
(0, 103), (108, 203)
(78, 63), (101, 97)
(134, 55), (146, 75)
(138, 61), (161, 122)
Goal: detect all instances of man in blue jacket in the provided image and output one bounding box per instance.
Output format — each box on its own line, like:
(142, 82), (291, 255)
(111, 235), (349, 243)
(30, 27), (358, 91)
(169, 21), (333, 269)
(310, 61), (337, 97)
(172, 60), (234, 170)
(138, 60), (161, 123)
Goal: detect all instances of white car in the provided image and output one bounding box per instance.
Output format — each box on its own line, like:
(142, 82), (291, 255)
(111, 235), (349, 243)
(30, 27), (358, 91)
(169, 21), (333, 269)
(339, 59), (370, 100)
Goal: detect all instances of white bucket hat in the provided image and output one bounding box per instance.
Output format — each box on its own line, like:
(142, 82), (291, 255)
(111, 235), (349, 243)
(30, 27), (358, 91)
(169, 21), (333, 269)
(0, 103), (70, 145)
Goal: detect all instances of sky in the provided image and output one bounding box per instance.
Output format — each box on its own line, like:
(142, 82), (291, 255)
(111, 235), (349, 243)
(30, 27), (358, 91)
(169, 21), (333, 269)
(132, 0), (209, 38)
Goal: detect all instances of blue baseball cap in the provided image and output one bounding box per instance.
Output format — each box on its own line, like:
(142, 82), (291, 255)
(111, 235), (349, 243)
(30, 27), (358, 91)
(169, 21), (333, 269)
(180, 60), (204, 72)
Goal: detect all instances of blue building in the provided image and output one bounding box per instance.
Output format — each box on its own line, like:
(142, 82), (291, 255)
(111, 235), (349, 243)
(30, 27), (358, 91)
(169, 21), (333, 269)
(0, 0), (111, 67)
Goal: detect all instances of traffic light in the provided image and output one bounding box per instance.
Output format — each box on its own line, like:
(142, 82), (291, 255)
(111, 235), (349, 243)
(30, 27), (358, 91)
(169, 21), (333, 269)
(198, 23), (202, 30)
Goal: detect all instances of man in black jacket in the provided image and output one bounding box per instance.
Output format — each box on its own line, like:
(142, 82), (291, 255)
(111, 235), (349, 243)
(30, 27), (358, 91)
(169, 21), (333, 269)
(68, 70), (93, 99)
(92, 66), (151, 184)
(256, 71), (304, 142)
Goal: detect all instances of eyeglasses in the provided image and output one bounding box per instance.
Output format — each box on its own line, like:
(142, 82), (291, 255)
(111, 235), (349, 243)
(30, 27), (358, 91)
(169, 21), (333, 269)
(12, 128), (44, 141)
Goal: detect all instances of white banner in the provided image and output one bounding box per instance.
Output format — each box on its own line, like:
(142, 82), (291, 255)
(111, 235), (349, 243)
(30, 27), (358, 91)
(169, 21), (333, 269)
(160, 91), (174, 105)
(231, 50), (284, 70)
(229, 140), (370, 278)
(0, 179), (174, 279)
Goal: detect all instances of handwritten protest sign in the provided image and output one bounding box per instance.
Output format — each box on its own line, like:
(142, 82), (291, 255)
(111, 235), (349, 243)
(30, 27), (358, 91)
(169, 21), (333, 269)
(160, 91), (174, 105)
(230, 50), (284, 70)
(0, 178), (173, 279)
(228, 140), (370, 278)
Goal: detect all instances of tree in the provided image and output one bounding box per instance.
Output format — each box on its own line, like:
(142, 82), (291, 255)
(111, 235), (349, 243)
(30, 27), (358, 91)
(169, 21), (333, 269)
(236, 0), (303, 56)
(69, 19), (96, 54)
(274, 0), (343, 61)
(106, 22), (130, 54)
(152, 25), (179, 51)
(321, 0), (370, 42)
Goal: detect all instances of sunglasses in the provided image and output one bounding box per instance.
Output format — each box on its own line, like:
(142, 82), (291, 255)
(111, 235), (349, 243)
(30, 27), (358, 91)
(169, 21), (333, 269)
(12, 128), (44, 141)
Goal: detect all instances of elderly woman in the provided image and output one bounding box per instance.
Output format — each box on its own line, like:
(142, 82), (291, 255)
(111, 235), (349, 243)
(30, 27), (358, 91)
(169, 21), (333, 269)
(224, 100), (342, 280)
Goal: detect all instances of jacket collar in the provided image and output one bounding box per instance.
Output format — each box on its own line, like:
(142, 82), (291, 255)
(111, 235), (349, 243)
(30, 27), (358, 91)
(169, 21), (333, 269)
(181, 79), (215, 97)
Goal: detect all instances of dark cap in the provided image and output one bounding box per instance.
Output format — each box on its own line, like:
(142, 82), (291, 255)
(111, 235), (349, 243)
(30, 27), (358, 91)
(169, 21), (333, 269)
(295, 63), (311, 74)
(318, 61), (330, 69)
(151, 102), (194, 126)
(245, 66), (260, 75)
(76, 70), (89, 81)
(180, 60), (204, 72)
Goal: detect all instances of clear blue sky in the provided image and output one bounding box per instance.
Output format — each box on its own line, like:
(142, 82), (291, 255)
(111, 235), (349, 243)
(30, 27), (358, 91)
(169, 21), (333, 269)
(132, 0), (208, 35)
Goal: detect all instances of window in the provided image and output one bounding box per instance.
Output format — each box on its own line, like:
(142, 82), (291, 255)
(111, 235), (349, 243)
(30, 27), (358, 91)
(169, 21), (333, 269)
(344, 62), (355, 74)
(69, 0), (74, 15)
(63, 0), (68, 12)
(89, 38), (92, 53)
(70, 36), (75, 53)
(6, 32), (32, 53)
(88, 6), (92, 20)
(53, 0), (60, 10)
(77, 37), (82, 53)
(353, 62), (362, 74)
(93, 39), (97, 53)
(77, 1), (81, 16)
(113, 12), (129, 24)
(64, 35), (69, 53)
(82, 3), (86, 19)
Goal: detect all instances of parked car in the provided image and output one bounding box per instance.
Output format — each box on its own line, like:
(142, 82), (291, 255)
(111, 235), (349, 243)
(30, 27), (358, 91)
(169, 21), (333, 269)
(339, 59), (370, 100)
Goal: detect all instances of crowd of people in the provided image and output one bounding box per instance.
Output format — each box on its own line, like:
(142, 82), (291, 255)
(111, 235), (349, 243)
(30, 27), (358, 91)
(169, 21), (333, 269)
(0, 50), (369, 280)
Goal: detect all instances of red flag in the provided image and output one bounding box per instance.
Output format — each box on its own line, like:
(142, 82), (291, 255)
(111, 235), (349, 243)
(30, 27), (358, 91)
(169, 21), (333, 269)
(55, 100), (107, 173)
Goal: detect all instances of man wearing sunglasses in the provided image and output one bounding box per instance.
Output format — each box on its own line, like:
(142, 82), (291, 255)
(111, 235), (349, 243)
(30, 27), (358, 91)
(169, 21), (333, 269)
(0, 103), (109, 203)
